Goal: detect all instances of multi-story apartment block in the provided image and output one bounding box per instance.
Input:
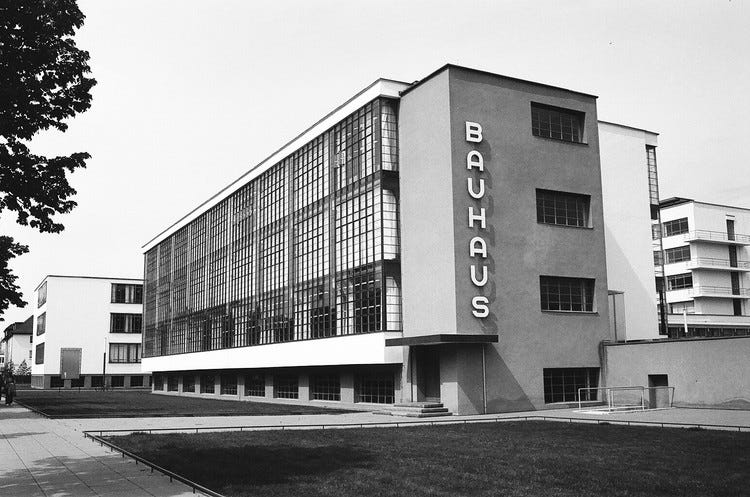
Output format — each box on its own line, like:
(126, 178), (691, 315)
(656, 198), (750, 338)
(141, 64), (662, 414)
(31, 275), (149, 389)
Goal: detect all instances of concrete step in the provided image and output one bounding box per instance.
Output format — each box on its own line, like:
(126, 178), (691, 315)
(393, 402), (444, 409)
(389, 406), (450, 414)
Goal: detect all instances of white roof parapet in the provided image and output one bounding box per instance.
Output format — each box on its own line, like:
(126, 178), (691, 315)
(142, 78), (410, 252)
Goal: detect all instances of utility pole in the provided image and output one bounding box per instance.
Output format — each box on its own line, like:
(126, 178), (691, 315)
(102, 337), (107, 390)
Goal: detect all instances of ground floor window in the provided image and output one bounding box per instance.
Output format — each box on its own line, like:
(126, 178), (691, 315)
(274, 374), (299, 399)
(221, 374), (238, 395)
(92, 375), (104, 388)
(153, 374), (164, 391)
(245, 373), (265, 397)
(200, 374), (215, 394)
(543, 368), (599, 403)
(182, 374), (195, 392)
(111, 375), (125, 388)
(167, 375), (179, 392)
(310, 374), (341, 401)
(130, 376), (144, 387)
(355, 372), (394, 404)
(50, 376), (64, 388)
(71, 376), (85, 388)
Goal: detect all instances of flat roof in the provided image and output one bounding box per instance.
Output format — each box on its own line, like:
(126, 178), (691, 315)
(660, 197), (750, 212)
(34, 275), (143, 292)
(598, 120), (659, 136)
(142, 77), (410, 252)
(399, 63), (598, 99)
(385, 334), (499, 346)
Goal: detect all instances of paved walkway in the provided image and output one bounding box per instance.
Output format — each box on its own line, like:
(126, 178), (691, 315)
(0, 405), (209, 496)
(3, 403), (749, 497)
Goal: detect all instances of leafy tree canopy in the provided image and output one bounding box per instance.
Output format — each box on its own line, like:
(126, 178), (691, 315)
(0, 0), (96, 318)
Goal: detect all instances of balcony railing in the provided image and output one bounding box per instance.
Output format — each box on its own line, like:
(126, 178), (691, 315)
(683, 230), (750, 244)
(686, 286), (750, 298)
(685, 257), (750, 270)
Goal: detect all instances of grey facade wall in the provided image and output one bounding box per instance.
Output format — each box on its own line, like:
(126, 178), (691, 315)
(400, 67), (612, 413)
(604, 337), (750, 409)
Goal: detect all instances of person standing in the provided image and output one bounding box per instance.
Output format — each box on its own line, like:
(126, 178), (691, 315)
(5, 378), (16, 405)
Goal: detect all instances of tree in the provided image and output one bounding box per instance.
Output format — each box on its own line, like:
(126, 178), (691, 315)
(16, 359), (31, 377)
(0, 0), (96, 319)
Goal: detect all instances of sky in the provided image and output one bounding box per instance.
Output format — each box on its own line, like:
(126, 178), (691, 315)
(2, 0), (749, 325)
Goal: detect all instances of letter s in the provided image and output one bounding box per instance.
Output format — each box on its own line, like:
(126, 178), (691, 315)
(472, 296), (490, 318)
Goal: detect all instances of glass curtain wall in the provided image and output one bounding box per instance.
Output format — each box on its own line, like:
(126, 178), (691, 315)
(143, 98), (401, 357)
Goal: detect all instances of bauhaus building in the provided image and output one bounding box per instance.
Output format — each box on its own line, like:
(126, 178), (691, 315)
(142, 64), (661, 414)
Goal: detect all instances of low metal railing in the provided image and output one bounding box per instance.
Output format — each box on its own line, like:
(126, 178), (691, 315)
(684, 230), (750, 244)
(685, 257), (750, 269)
(687, 286), (750, 297)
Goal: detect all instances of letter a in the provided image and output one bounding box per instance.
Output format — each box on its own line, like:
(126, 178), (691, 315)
(467, 151), (484, 171)
(469, 237), (487, 258)
(466, 122), (483, 143)
(467, 177), (485, 199)
(472, 296), (489, 318)
(471, 265), (488, 286)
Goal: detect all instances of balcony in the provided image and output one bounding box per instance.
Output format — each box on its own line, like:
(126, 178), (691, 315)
(685, 258), (750, 272)
(683, 230), (750, 245)
(686, 286), (750, 299)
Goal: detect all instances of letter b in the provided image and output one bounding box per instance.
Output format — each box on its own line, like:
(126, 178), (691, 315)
(466, 122), (483, 143)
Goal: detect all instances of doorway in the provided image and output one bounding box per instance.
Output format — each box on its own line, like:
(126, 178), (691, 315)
(648, 374), (669, 409)
(415, 347), (441, 402)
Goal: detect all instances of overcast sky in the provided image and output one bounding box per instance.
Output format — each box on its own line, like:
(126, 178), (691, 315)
(2, 0), (749, 325)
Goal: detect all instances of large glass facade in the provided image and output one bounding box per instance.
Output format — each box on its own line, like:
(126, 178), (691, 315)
(143, 98), (401, 358)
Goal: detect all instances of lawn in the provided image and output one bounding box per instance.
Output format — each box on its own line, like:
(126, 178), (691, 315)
(16, 390), (353, 418)
(107, 421), (750, 497)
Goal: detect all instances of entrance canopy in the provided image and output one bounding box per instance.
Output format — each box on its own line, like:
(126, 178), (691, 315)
(385, 334), (498, 347)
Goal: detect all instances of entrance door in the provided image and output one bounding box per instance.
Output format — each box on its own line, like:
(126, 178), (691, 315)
(415, 347), (441, 402)
(648, 374), (669, 408)
(60, 348), (82, 381)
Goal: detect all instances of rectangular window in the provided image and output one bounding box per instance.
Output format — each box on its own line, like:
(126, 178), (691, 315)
(50, 376), (64, 388)
(200, 374), (215, 394)
(543, 368), (599, 403)
(653, 250), (664, 266)
(273, 375), (299, 399)
(110, 313), (143, 333)
(91, 376), (104, 388)
(153, 374), (164, 391)
(536, 189), (590, 228)
(663, 218), (689, 237)
(111, 376), (125, 388)
(244, 373), (265, 397)
(111, 283), (144, 304)
(167, 375), (179, 392)
(539, 276), (595, 312)
(355, 372), (394, 404)
(310, 374), (341, 401)
(182, 374), (195, 392)
(651, 223), (662, 240)
(36, 312), (46, 336)
(35, 343), (44, 364)
(71, 376), (85, 388)
(667, 273), (693, 290)
(531, 103), (584, 143)
(108, 343), (141, 363)
(130, 376), (144, 387)
(37, 281), (47, 308)
(665, 246), (691, 264)
(220, 374), (238, 395)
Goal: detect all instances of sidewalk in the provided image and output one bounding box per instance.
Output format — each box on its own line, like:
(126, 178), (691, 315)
(0, 405), (210, 496)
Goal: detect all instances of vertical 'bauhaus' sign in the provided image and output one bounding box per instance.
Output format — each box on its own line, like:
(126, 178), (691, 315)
(466, 121), (490, 318)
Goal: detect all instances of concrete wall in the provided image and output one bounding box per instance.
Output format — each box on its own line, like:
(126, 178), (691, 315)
(598, 122), (660, 340)
(31, 276), (144, 379)
(604, 337), (750, 409)
(399, 69), (459, 335)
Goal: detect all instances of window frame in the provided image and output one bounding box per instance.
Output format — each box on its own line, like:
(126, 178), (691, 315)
(662, 218), (689, 237)
(539, 276), (596, 313)
(535, 189), (592, 228)
(530, 102), (585, 144)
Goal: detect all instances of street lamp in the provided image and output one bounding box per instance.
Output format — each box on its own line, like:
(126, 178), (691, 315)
(102, 337), (108, 390)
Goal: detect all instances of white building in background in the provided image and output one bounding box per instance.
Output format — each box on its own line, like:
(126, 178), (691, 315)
(2, 315), (34, 368)
(598, 121), (661, 341)
(656, 198), (750, 337)
(31, 275), (149, 389)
